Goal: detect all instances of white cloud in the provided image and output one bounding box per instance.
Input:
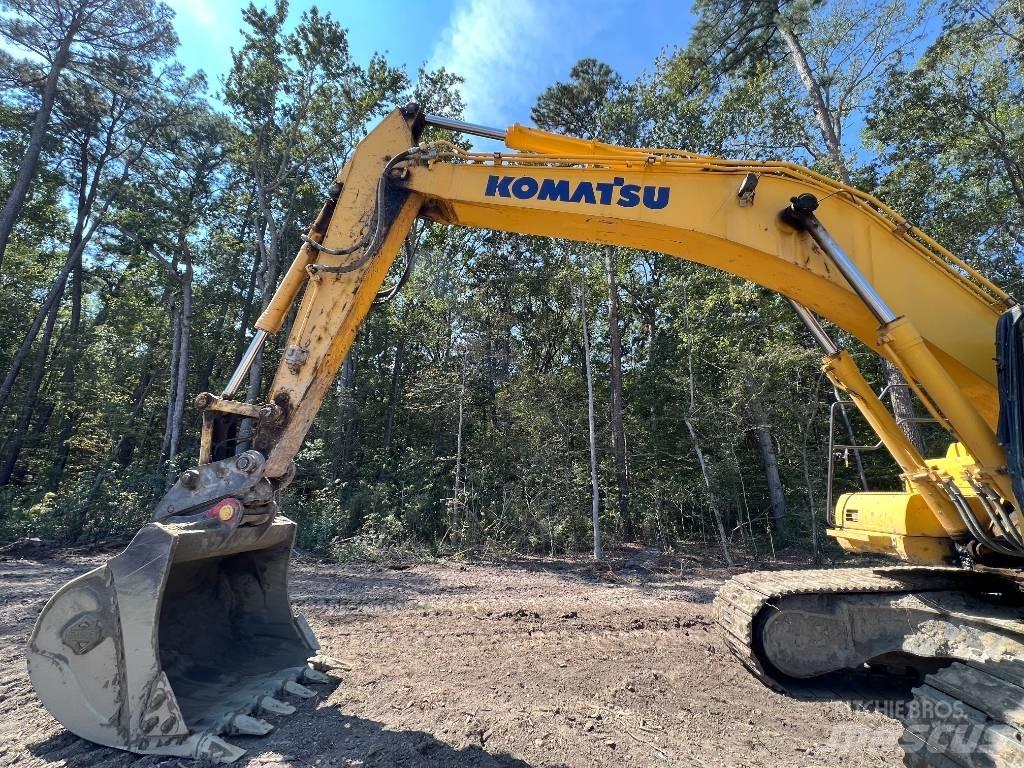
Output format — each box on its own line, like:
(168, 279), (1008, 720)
(166, 0), (220, 31)
(430, 0), (610, 128)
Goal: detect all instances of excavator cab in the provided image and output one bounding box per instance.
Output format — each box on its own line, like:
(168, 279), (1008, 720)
(27, 457), (330, 762)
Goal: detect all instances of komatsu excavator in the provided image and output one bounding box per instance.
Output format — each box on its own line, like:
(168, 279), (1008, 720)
(27, 105), (1024, 766)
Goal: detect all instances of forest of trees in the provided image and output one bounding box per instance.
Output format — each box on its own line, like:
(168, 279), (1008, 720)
(0, 0), (1021, 562)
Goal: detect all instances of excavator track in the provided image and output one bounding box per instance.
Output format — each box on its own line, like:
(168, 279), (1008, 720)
(715, 567), (984, 690)
(716, 567), (1024, 767)
(901, 660), (1024, 767)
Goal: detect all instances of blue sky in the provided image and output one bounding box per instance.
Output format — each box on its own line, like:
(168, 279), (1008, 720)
(165, 0), (694, 129)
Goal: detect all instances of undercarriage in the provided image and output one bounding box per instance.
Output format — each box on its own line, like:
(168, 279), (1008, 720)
(716, 567), (1024, 766)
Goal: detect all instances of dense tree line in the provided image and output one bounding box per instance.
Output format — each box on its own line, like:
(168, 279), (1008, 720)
(0, 0), (1020, 561)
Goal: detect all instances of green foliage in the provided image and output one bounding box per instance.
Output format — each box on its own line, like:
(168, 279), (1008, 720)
(866, 1), (1024, 281)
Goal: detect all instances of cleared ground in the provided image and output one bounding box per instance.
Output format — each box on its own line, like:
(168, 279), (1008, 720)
(0, 546), (906, 767)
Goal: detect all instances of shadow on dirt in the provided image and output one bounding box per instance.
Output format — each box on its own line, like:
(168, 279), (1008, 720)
(28, 706), (539, 768)
(778, 668), (920, 710)
(247, 705), (538, 768)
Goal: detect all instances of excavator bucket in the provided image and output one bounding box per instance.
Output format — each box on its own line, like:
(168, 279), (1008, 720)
(27, 505), (329, 762)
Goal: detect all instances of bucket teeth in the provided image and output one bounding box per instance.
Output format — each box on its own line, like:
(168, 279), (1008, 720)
(227, 714), (274, 736)
(301, 666), (331, 684)
(192, 734), (246, 764)
(258, 695), (296, 715)
(283, 680), (317, 699)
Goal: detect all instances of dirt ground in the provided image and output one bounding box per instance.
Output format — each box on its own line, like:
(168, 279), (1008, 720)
(0, 546), (909, 768)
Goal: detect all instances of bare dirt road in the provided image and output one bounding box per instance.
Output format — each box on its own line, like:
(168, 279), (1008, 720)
(0, 547), (907, 767)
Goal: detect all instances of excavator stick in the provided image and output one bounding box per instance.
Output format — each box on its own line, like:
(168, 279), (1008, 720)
(27, 506), (326, 762)
(24, 107), (427, 762)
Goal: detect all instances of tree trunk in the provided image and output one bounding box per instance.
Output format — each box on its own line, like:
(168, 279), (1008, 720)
(744, 377), (787, 530)
(116, 357), (157, 466)
(684, 417), (734, 566)
(381, 342), (404, 464)
(776, 22), (850, 181)
(679, 276), (732, 564)
(237, 217), (273, 449)
(47, 412), (77, 490)
(0, 32), (76, 271)
(581, 288), (603, 561)
(333, 350), (358, 481)
(31, 400), (54, 436)
(831, 384), (869, 490)
(168, 268), (192, 461)
(232, 251), (260, 367)
(0, 293), (60, 485)
(800, 374), (827, 561)
(0, 248), (77, 416)
(451, 371), (466, 542)
(728, 442), (759, 557)
(197, 295), (229, 395)
(777, 17), (925, 456)
(162, 300), (181, 460)
(49, 248), (86, 489)
(884, 359), (925, 453)
(604, 245), (633, 540)
(0, 145), (101, 420)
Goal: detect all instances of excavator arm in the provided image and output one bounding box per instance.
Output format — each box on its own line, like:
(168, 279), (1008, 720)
(229, 105), (1016, 559)
(27, 104), (1024, 765)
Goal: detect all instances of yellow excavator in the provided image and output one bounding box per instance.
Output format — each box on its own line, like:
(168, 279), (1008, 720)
(27, 105), (1024, 766)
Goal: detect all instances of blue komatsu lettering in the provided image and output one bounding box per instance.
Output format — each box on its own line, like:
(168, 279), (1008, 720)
(512, 177), (539, 199)
(618, 184), (640, 207)
(485, 175), (513, 197)
(570, 181), (596, 204)
(485, 176), (669, 210)
(596, 177), (625, 205)
(643, 186), (670, 210)
(538, 178), (570, 202)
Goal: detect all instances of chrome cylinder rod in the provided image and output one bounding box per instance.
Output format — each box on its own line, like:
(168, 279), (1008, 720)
(222, 329), (268, 399)
(788, 299), (839, 355)
(804, 216), (897, 324)
(423, 114), (506, 141)
(783, 194), (897, 325)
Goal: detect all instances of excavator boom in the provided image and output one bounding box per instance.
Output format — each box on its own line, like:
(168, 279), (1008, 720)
(27, 105), (1024, 766)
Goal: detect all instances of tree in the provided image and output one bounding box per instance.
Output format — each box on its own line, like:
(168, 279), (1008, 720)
(534, 59), (636, 540)
(580, 280), (603, 560)
(223, 1), (408, 417)
(0, 54), (200, 488)
(1, 0), (1006, 567)
(0, 0), (176, 271)
(115, 104), (230, 465)
(689, 0), (928, 454)
(744, 374), (787, 529)
(867, 2), (1024, 285)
